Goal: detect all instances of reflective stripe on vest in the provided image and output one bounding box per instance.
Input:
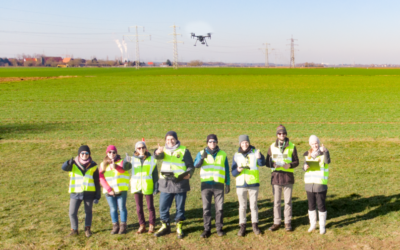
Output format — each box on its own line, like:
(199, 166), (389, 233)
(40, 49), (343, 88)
(304, 154), (329, 185)
(69, 164), (97, 193)
(102, 159), (130, 193)
(270, 141), (295, 173)
(234, 149), (260, 186)
(130, 156), (156, 195)
(160, 145), (187, 179)
(199, 150), (226, 184)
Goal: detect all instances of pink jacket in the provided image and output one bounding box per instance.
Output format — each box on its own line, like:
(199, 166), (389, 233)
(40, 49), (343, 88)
(99, 160), (125, 193)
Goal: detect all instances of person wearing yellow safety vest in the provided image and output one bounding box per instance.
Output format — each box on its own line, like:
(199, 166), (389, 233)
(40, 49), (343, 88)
(194, 134), (231, 238)
(99, 145), (129, 235)
(266, 125), (299, 232)
(61, 145), (101, 238)
(153, 131), (195, 239)
(303, 135), (330, 235)
(231, 135), (265, 237)
(123, 141), (158, 234)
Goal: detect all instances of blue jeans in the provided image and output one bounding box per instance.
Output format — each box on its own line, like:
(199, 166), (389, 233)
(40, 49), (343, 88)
(106, 191), (128, 223)
(159, 192), (187, 222)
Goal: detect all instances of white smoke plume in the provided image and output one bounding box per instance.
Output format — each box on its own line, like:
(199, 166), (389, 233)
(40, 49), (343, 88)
(115, 39), (123, 54)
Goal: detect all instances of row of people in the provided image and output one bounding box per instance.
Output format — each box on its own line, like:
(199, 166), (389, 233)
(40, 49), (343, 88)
(62, 125), (330, 238)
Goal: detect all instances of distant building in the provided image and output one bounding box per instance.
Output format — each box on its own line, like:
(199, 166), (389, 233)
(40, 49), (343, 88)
(44, 57), (63, 63)
(63, 58), (72, 63)
(148, 62), (154, 66)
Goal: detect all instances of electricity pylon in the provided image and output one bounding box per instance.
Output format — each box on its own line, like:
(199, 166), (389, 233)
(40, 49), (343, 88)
(287, 35), (298, 68)
(168, 24), (183, 69)
(259, 43), (270, 67)
(124, 25), (150, 69)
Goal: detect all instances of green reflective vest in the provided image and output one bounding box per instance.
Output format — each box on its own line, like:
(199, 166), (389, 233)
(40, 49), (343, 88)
(69, 163), (97, 193)
(304, 154), (329, 185)
(130, 156), (156, 195)
(160, 145), (187, 179)
(102, 159), (130, 193)
(270, 141), (295, 173)
(199, 150), (226, 184)
(234, 149), (260, 186)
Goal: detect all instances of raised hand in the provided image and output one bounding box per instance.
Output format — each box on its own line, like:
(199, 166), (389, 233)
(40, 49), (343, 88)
(256, 150), (261, 159)
(201, 149), (208, 159)
(68, 157), (74, 166)
(156, 143), (164, 155)
(125, 153), (131, 162)
(320, 144), (326, 153)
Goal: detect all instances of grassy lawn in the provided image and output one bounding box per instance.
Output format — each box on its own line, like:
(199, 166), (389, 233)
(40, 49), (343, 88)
(1, 68), (400, 249)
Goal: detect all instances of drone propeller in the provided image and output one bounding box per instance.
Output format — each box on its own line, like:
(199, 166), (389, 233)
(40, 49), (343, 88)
(191, 33), (195, 38)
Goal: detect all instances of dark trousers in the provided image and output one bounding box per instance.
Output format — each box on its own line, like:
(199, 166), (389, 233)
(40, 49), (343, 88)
(307, 191), (327, 212)
(69, 199), (93, 229)
(159, 192), (187, 222)
(134, 193), (156, 225)
(201, 188), (224, 231)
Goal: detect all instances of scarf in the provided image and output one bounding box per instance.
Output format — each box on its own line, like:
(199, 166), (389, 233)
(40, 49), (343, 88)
(310, 149), (321, 159)
(206, 146), (219, 156)
(74, 156), (92, 170)
(165, 140), (181, 154)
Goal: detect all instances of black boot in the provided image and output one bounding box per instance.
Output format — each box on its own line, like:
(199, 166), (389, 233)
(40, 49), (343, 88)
(154, 221), (171, 237)
(200, 230), (211, 238)
(237, 223), (246, 237)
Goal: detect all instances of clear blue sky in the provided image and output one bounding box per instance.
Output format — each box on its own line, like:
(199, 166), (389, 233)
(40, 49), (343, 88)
(1, 0), (399, 64)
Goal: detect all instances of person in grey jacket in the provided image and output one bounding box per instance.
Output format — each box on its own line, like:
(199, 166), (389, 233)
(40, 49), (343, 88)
(153, 131), (195, 239)
(303, 135), (330, 234)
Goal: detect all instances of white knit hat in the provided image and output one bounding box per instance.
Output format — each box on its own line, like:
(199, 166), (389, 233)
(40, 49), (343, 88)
(309, 135), (320, 146)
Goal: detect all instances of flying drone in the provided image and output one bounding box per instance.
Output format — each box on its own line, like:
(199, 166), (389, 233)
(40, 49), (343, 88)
(191, 33), (211, 46)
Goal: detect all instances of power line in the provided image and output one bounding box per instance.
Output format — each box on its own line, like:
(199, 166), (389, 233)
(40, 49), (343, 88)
(168, 24), (183, 69)
(124, 26), (151, 69)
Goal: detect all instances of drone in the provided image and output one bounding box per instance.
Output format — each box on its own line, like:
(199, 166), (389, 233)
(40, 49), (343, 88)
(191, 33), (211, 46)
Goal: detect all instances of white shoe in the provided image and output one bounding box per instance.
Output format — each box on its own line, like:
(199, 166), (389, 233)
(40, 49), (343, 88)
(308, 210), (317, 232)
(319, 211), (327, 234)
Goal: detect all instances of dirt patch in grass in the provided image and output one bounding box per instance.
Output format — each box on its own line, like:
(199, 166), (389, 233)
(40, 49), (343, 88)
(0, 75), (78, 83)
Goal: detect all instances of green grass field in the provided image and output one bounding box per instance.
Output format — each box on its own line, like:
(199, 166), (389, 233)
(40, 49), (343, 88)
(1, 67), (400, 249)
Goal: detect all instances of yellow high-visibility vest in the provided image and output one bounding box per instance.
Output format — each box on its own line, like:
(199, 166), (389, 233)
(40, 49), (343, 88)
(130, 156), (156, 195)
(304, 154), (329, 185)
(234, 149), (260, 186)
(69, 163), (97, 193)
(102, 159), (130, 193)
(199, 150), (226, 184)
(160, 145), (187, 179)
(270, 141), (295, 173)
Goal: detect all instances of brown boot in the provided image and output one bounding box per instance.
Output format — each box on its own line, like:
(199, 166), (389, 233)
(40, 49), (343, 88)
(252, 223), (261, 235)
(269, 224), (280, 231)
(285, 223), (292, 232)
(136, 224), (146, 234)
(148, 224), (155, 234)
(85, 226), (92, 238)
(237, 224), (246, 237)
(119, 222), (127, 234)
(111, 222), (119, 235)
(69, 229), (78, 236)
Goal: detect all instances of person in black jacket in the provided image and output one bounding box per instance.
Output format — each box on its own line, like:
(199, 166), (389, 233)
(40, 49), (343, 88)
(61, 145), (101, 237)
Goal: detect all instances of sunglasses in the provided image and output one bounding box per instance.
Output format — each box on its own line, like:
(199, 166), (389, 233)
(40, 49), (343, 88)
(80, 152), (89, 155)
(137, 147), (146, 150)
(107, 151), (116, 154)
(208, 141), (217, 143)
(277, 133), (287, 135)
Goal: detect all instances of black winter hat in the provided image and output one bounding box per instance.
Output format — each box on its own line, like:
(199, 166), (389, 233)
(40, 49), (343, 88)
(165, 131), (178, 140)
(78, 145), (91, 155)
(206, 134), (218, 142)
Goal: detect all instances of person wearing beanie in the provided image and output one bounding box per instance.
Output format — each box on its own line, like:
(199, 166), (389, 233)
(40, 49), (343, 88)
(231, 135), (265, 237)
(303, 135), (330, 234)
(123, 141), (159, 234)
(193, 134), (231, 238)
(266, 125), (299, 232)
(153, 131), (195, 239)
(61, 145), (101, 238)
(99, 145), (130, 235)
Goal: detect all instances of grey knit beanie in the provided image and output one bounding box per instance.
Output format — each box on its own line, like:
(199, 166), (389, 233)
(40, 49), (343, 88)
(239, 135), (250, 145)
(135, 141), (147, 151)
